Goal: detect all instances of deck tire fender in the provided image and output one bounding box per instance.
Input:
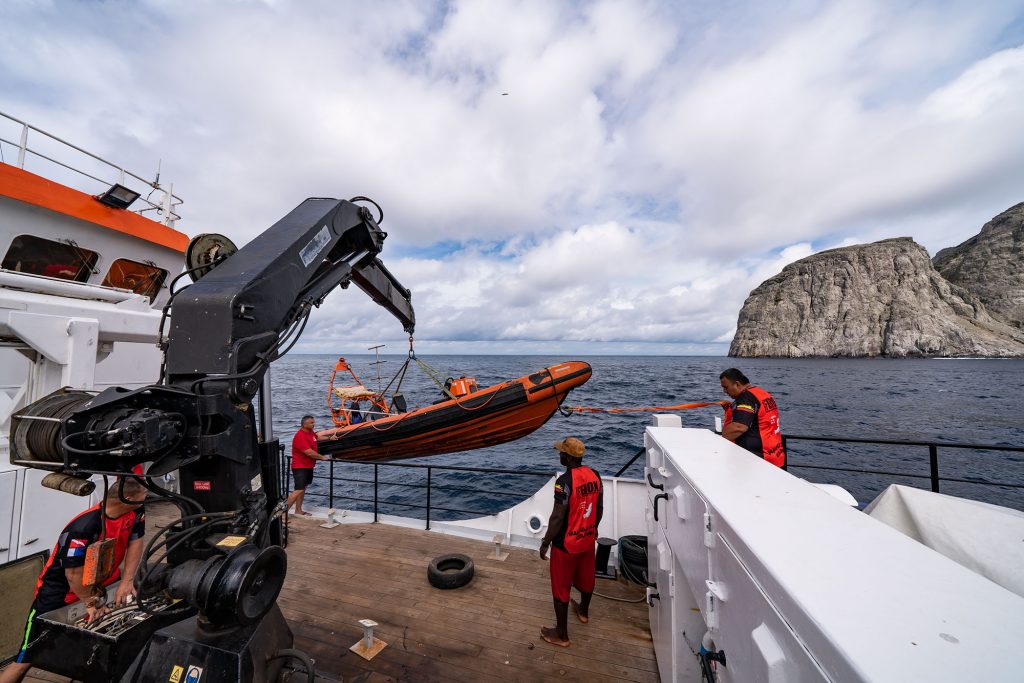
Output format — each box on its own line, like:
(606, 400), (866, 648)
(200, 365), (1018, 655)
(427, 553), (475, 589)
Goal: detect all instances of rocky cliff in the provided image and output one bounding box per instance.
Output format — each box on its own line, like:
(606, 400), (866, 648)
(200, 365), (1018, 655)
(933, 203), (1024, 330)
(729, 237), (1024, 358)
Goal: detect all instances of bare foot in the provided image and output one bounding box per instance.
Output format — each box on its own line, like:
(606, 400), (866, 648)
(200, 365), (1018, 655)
(540, 626), (570, 647)
(570, 599), (589, 624)
(294, 511), (312, 517)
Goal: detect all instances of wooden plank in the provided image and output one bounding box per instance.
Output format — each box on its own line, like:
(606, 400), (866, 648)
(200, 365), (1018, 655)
(281, 540), (655, 656)
(142, 503), (659, 682)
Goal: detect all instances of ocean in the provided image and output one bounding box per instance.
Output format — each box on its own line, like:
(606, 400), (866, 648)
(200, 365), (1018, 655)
(269, 355), (1024, 516)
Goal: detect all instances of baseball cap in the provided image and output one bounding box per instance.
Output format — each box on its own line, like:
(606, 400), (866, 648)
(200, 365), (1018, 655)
(553, 437), (585, 458)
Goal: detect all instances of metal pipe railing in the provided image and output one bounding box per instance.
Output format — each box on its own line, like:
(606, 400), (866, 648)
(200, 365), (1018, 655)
(0, 110), (184, 226)
(279, 452), (555, 528)
(276, 433), (1023, 528)
(781, 433), (1024, 494)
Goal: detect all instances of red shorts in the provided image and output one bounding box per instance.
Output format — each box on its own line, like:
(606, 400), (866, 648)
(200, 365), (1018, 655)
(549, 545), (595, 602)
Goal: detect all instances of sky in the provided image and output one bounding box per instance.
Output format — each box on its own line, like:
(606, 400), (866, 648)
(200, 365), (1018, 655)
(2, 0), (1023, 355)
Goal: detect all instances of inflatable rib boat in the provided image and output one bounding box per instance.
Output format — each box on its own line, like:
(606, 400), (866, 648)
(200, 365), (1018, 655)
(317, 361), (592, 461)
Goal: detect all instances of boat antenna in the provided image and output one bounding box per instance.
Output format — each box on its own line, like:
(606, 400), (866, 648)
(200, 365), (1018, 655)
(368, 344), (386, 394)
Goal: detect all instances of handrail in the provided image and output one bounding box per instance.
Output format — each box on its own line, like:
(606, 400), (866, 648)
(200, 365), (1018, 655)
(782, 434), (1024, 495)
(782, 433), (1024, 452)
(275, 432), (1023, 530)
(0, 110), (183, 227)
(278, 450), (556, 530)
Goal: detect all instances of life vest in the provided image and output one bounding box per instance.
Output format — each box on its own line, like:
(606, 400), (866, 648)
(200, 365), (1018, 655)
(563, 467), (601, 553)
(748, 386), (784, 467)
(725, 387), (784, 468)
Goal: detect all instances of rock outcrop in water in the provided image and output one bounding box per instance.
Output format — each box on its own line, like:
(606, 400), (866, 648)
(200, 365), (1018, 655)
(933, 203), (1024, 330)
(729, 236), (1024, 358)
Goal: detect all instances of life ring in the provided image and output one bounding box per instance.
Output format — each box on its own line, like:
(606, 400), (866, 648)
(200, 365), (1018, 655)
(427, 553), (475, 590)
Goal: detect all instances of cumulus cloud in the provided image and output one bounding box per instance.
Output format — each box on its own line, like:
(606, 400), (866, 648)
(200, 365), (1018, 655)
(1, 0), (1022, 354)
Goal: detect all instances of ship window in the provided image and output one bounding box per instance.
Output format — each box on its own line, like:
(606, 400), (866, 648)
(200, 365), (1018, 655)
(101, 258), (168, 301)
(1, 235), (97, 282)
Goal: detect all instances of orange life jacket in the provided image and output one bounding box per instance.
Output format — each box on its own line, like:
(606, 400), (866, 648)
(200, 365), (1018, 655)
(748, 386), (784, 467)
(563, 466), (601, 553)
(725, 386), (785, 468)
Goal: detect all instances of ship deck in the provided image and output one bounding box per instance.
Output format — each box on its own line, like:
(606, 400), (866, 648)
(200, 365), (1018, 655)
(25, 501), (657, 682)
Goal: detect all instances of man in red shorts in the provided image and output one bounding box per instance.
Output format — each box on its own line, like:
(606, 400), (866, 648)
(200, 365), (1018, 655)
(539, 437), (603, 647)
(286, 414), (327, 516)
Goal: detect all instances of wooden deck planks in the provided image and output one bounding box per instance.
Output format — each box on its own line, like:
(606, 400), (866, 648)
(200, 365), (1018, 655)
(18, 503), (659, 682)
(282, 514), (658, 682)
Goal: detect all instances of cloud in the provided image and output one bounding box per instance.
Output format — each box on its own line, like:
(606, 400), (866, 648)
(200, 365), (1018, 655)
(2, 0), (1023, 354)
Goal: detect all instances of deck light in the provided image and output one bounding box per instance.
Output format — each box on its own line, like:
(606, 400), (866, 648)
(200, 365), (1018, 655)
(96, 183), (140, 209)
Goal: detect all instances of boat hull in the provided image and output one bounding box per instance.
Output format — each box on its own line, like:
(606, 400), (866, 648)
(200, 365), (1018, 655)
(317, 361), (592, 461)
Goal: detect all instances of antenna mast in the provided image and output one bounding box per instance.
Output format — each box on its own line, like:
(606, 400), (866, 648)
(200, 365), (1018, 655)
(368, 344), (386, 394)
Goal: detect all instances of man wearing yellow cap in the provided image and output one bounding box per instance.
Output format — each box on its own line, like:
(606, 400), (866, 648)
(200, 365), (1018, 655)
(539, 437), (603, 647)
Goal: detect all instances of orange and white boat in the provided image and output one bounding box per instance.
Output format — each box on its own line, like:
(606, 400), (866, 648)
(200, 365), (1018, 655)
(317, 360), (592, 461)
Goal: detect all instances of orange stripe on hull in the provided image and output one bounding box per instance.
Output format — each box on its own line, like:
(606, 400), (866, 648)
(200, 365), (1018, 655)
(0, 163), (189, 253)
(318, 361), (592, 461)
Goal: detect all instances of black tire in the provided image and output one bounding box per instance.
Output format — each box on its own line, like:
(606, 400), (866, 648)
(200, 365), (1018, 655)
(427, 553), (475, 590)
(619, 535), (649, 585)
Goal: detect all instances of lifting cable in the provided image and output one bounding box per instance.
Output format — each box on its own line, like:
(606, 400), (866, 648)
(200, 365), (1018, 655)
(407, 336), (458, 400)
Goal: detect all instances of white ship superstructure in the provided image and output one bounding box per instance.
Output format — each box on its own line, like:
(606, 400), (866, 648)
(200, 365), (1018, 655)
(0, 111), (187, 565)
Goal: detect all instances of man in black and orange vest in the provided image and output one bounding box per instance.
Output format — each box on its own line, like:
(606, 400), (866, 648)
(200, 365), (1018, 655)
(720, 368), (786, 467)
(539, 437), (603, 647)
(1, 478), (147, 683)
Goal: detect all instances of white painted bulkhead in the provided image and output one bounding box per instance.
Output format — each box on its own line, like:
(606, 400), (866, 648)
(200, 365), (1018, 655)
(0, 197), (177, 563)
(643, 423), (1024, 682)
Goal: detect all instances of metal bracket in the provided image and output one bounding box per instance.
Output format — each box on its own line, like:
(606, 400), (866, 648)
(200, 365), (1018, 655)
(350, 618), (387, 660)
(703, 512), (716, 549)
(320, 508), (341, 529)
(490, 533), (509, 561)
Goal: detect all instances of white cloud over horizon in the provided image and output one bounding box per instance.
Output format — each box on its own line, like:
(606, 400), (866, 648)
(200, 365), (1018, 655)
(1, 0), (1022, 355)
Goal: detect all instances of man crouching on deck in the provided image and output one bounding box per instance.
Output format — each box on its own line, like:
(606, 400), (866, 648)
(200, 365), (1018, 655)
(0, 478), (146, 683)
(539, 437), (603, 647)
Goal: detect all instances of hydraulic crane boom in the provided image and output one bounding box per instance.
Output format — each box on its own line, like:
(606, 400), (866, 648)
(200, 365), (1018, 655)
(167, 197), (414, 401)
(9, 196), (415, 682)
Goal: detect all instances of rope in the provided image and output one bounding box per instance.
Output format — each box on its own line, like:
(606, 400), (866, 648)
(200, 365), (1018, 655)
(379, 355), (411, 398)
(564, 400), (730, 414)
(413, 356), (457, 400)
(450, 388), (501, 412)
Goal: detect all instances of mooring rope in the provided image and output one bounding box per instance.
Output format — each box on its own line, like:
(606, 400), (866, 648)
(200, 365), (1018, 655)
(564, 400), (731, 414)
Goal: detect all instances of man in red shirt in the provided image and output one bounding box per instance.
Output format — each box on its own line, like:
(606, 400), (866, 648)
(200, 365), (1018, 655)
(539, 437), (603, 647)
(287, 414), (327, 516)
(2, 478), (146, 683)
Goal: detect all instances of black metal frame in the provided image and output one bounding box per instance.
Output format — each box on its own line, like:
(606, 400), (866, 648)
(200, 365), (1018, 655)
(278, 447), (553, 530)
(781, 434), (1024, 493)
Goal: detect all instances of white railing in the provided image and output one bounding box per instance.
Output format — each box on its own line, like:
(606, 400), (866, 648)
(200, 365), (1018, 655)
(0, 110), (183, 228)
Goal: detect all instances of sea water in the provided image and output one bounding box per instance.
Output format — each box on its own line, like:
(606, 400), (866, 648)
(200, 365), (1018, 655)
(270, 355), (1024, 516)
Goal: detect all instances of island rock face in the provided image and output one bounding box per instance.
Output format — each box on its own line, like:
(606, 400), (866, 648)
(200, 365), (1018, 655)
(729, 237), (1024, 357)
(933, 203), (1024, 330)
